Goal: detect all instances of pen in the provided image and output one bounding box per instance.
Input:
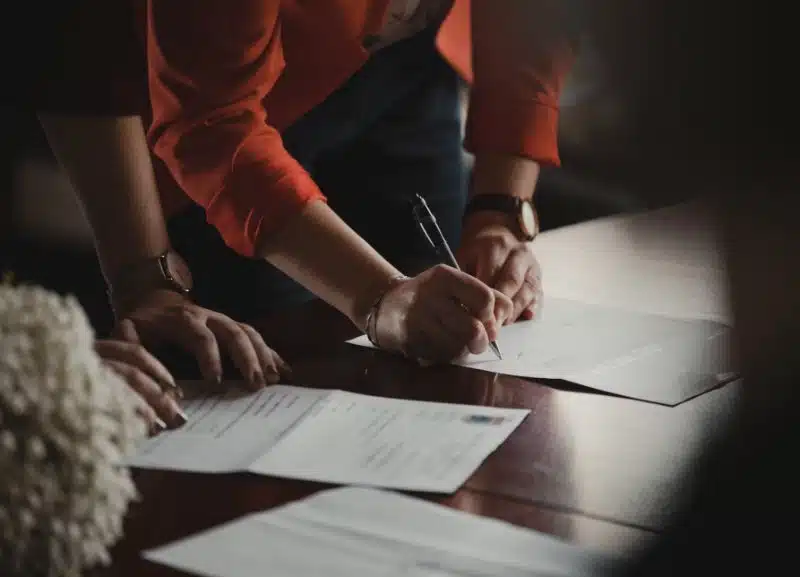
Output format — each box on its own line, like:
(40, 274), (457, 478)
(411, 194), (503, 360)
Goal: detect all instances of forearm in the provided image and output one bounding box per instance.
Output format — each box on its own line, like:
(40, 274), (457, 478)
(471, 154), (540, 200)
(38, 115), (170, 281)
(255, 200), (402, 329)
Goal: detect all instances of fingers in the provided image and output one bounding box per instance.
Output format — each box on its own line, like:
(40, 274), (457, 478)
(205, 315), (268, 390)
(492, 289), (515, 327)
(104, 358), (187, 431)
(135, 402), (166, 436)
(493, 246), (529, 299)
(432, 298), (490, 356)
(115, 374), (164, 434)
(119, 300), (290, 389)
(95, 339), (178, 394)
(430, 265), (497, 324)
(127, 305), (224, 384)
(239, 324), (292, 382)
(165, 309), (224, 384)
(510, 277), (537, 321)
(521, 283), (544, 321)
(114, 317), (141, 343)
(407, 310), (470, 362)
(493, 246), (539, 322)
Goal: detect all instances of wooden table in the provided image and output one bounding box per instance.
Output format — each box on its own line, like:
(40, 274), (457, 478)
(107, 201), (738, 575)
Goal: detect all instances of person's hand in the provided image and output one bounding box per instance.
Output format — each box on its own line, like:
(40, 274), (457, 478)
(370, 265), (513, 362)
(458, 213), (543, 324)
(113, 289), (291, 389)
(95, 338), (185, 434)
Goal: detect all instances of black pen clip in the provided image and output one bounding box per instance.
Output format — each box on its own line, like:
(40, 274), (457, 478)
(411, 194), (439, 254)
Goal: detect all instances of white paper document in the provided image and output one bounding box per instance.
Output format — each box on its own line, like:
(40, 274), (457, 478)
(128, 385), (528, 493)
(348, 298), (736, 406)
(144, 487), (614, 577)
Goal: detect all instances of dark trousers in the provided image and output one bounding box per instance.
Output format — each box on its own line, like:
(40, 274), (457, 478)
(169, 28), (467, 321)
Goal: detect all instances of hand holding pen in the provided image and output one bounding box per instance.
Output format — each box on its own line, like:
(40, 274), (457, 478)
(409, 194), (509, 360)
(359, 195), (513, 363)
(368, 263), (512, 362)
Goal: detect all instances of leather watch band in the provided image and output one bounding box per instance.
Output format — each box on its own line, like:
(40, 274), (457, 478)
(464, 194), (522, 216)
(464, 194), (539, 241)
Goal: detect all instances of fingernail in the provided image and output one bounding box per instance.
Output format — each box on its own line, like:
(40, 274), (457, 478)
(281, 368), (294, 383)
(265, 371), (280, 385)
(152, 418), (168, 434)
(171, 410), (188, 428)
(251, 371), (265, 388)
(207, 374), (224, 391)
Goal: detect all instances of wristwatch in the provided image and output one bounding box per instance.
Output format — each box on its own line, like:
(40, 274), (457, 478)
(463, 194), (539, 242)
(109, 250), (193, 314)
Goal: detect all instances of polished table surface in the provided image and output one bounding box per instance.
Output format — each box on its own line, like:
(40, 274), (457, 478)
(106, 202), (738, 575)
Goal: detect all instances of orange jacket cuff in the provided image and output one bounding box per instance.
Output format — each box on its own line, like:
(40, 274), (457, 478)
(206, 161), (326, 258)
(465, 92), (561, 167)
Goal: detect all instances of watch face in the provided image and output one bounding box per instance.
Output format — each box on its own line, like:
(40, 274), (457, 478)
(518, 201), (538, 240)
(165, 252), (193, 291)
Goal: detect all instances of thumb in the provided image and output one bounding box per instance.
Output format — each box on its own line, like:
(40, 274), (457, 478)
(114, 318), (141, 344)
(492, 289), (514, 326)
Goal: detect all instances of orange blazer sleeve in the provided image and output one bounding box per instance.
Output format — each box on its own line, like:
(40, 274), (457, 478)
(146, 0), (325, 257)
(464, 0), (576, 167)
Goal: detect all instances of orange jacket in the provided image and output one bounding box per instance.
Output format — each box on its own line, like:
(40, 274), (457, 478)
(147, 0), (574, 256)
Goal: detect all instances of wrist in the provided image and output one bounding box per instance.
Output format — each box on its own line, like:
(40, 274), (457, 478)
(363, 275), (408, 347)
(462, 209), (518, 236)
(107, 250), (193, 317)
(351, 273), (408, 333)
(462, 195), (540, 243)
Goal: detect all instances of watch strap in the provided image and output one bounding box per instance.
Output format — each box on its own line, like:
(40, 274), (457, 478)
(464, 194), (523, 217)
(107, 251), (192, 316)
(464, 194), (538, 241)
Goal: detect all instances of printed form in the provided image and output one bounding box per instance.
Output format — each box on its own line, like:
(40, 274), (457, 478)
(349, 297), (736, 405)
(128, 385), (529, 493)
(145, 487), (614, 577)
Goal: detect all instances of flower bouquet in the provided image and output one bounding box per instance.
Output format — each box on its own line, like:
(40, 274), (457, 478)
(0, 283), (146, 577)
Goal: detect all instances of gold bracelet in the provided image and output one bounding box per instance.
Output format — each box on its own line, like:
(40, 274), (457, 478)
(364, 275), (407, 349)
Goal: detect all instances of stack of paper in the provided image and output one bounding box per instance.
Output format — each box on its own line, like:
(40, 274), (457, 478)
(145, 487), (614, 577)
(348, 297), (735, 405)
(128, 385), (529, 493)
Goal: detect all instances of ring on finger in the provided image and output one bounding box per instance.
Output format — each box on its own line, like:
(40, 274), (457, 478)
(157, 380), (185, 399)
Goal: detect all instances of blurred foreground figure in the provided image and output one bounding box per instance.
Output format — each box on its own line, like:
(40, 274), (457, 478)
(0, 285), (147, 577)
(586, 2), (799, 574)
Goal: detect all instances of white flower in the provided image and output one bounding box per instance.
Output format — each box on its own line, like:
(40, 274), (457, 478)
(0, 284), (147, 577)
